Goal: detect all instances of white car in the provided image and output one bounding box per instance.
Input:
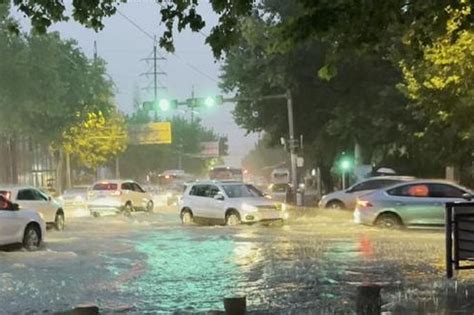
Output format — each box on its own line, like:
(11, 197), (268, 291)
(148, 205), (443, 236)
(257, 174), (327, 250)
(0, 186), (65, 230)
(180, 181), (288, 225)
(0, 195), (46, 250)
(88, 180), (154, 216)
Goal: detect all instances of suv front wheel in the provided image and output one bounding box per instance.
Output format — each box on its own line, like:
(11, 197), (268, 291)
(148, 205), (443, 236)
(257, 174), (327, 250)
(54, 211), (65, 231)
(226, 210), (241, 226)
(181, 209), (193, 225)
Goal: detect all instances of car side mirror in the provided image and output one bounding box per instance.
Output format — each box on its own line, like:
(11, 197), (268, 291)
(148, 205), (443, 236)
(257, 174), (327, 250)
(214, 194), (225, 201)
(462, 193), (473, 201)
(11, 203), (20, 211)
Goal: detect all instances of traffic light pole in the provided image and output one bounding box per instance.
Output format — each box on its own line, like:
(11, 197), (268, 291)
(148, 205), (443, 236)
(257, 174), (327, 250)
(286, 89), (298, 194)
(223, 90), (298, 195)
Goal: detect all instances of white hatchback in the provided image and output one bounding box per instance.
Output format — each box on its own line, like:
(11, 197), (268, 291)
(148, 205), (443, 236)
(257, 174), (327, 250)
(180, 181), (288, 225)
(0, 186), (65, 230)
(0, 195), (46, 250)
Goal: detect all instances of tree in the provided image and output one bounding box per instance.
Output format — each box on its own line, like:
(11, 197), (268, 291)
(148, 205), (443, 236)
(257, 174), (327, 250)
(220, 10), (407, 189)
(0, 6), (117, 184)
(396, 1), (474, 183)
(62, 111), (127, 170)
(10, 0), (472, 59)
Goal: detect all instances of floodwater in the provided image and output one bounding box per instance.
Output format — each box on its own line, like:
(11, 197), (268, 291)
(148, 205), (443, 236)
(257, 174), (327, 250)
(1, 208), (473, 314)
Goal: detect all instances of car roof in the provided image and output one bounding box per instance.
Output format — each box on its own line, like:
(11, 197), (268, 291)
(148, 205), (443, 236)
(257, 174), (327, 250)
(189, 180), (244, 185)
(0, 185), (37, 191)
(92, 179), (135, 185)
(382, 179), (471, 190)
(359, 175), (416, 182)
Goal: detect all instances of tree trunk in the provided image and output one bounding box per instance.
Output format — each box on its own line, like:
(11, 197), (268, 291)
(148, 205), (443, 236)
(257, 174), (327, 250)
(319, 165), (334, 194)
(9, 136), (18, 184)
(66, 152), (72, 189)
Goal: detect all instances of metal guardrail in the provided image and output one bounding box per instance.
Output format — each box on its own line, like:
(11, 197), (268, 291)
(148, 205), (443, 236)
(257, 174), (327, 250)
(446, 202), (474, 278)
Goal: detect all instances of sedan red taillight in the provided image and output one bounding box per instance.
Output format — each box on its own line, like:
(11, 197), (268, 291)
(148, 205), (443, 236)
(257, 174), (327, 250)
(357, 199), (373, 208)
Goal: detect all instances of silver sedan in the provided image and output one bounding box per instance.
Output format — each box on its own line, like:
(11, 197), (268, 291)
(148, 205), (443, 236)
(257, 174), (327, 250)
(354, 179), (473, 228)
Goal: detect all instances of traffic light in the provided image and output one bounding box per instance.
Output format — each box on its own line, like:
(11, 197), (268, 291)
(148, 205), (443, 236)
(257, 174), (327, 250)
(143, 99), (178, 112)
(204, 96), (215, 107)
(339, 157), (353, 171)
(187, 95), (224, 108)
(218, 136), (228, 156)
(159, 99), (170, 111)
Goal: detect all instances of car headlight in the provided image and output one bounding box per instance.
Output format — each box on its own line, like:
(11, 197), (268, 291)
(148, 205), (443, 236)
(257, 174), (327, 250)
(283, 212), (290, 220)
(242, 203), (258, 212)
(166, 192), (173, 198)
(38, 212), (45, 220)
(281, 203), (288, 211)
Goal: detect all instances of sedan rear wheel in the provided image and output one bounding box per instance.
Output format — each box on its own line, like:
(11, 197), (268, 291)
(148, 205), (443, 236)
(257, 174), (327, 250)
(326, 200), (344, 210)
(23, 225), (41, 251)
(146, 200), (154, 213)
(123, 202), (133, 217)
(376, 213), (402, 229)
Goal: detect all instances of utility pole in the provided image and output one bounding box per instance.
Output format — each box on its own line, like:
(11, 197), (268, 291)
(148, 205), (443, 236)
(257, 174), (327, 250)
(190, 85), (195, 123)
(153, 36), (157, 102)
(94, 40), (98, 60)
(140, 38), (167, 121)
(220, 90), (298, 199)
(286, 89), (298, 193)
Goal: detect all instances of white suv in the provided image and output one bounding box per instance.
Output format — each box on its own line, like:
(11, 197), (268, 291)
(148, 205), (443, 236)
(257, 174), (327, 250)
(88, 180), (154, 216)
(180, 181), (288, 225)
(0, 186), (65, 230)
(0, 195), (46, 250)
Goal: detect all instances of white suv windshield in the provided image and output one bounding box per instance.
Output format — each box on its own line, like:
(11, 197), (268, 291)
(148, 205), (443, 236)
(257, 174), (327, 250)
(222, 184), (263, 198)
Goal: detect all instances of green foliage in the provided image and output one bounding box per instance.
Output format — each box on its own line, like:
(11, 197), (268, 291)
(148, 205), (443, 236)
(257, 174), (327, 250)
(220, 8), (407, 189)
(63, 111), (127, 170)
(0, 27), (114, 143)
(395, 1), (474, 182)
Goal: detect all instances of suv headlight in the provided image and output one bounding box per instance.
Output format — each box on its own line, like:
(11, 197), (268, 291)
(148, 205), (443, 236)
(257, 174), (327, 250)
(38, 212), (45, 220)
(242, 203), (258, 212)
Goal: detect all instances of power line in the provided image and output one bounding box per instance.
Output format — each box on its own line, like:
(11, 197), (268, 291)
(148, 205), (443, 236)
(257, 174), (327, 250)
(116, 9), (218, 83)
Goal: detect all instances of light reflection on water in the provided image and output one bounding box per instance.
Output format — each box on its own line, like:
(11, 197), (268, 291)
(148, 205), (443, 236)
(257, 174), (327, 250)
(127, 228), (242, 312)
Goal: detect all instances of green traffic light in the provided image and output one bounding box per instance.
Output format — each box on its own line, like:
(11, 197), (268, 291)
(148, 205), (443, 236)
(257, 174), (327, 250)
(159, 99), (170, 111)
(204, 96), (215, 107)
(340, 158), (352, 171)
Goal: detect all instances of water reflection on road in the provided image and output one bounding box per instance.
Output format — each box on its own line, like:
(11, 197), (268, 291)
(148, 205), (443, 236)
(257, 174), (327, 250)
(1, 209), (474, 314)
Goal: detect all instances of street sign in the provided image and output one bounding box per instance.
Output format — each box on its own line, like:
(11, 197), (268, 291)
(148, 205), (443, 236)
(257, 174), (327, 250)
(297, 157), (304, 167)
(200, 141), (219, 157)
(128, 122), (172, 145)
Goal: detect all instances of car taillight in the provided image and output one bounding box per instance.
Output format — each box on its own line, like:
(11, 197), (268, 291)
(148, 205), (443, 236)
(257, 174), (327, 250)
(111, 190), (122, 196)
(357, 200), (373, 208)
(4, 192), (11, 200)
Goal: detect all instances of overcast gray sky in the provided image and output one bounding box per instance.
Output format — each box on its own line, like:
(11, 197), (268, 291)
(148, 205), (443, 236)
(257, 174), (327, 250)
(15, 1), (258, 167)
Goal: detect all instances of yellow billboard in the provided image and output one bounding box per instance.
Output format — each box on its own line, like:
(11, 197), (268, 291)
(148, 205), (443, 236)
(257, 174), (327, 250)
(128, 122), (172, 145)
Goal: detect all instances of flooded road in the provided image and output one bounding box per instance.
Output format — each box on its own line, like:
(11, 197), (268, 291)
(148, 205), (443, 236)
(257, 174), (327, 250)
(0, 208), (472, 314)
